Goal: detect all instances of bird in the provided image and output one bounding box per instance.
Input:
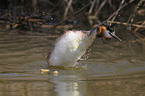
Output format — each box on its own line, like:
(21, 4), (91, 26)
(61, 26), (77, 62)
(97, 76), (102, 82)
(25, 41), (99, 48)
(47, 22), (121, 67)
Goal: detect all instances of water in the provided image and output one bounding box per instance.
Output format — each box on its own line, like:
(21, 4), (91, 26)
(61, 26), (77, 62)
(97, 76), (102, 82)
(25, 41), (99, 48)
(0, 30), (145, 96)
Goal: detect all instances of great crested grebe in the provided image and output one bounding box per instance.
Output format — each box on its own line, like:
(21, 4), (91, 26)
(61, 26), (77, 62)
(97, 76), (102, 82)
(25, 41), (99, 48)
(47, 22), (121, 67)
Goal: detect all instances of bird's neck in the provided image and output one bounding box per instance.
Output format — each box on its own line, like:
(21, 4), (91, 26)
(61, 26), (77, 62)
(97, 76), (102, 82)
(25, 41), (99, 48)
(88, 26), (99, 37)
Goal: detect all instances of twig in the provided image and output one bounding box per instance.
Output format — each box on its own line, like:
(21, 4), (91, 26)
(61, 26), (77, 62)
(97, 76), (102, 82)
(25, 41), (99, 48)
(107, 0), (113, 8)
(53, 2), (92, 28)
(88, 0), (96, 15)
(107, 0), (135, 21)
(94, 0), (100, 11)
(64, 0), (73, 19)
(108, 21), (145, 28)
(111, 0), (125, 21)
(88, 0), (97, 25)
(129, 0), (145, 29)
(95, 0), (107, 16)
(134, 21), (145, 32)
(65, 0), (74, 12)
(46, 0), (55, 7)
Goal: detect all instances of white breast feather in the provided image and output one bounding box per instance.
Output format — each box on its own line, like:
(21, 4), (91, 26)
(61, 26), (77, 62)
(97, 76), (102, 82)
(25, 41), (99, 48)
(49, 30), (96, 67)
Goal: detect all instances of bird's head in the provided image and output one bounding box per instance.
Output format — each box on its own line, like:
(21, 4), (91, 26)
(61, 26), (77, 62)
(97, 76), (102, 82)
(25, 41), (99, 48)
(96, 22), (122, 41)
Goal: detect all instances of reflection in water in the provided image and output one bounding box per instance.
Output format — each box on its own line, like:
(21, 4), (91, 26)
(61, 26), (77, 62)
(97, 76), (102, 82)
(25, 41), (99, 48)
(0, 74), (145, 96)
(85, 76), (145, 96)
(52, 79), (81, 96)
(0, 30), (145, 96)
(0, 80), (56, 96)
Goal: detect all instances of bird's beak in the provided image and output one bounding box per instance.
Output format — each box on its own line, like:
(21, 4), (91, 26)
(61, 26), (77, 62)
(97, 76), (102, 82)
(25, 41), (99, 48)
(109, 31), (122, 41)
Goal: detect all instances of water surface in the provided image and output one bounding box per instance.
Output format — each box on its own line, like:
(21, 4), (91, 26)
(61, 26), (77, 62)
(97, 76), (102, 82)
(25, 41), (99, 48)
(0, 30), (145, 96)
